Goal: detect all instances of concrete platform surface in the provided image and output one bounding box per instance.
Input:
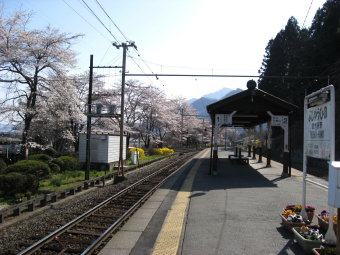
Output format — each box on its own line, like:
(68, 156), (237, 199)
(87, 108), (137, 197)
(100, 148), (330, 255)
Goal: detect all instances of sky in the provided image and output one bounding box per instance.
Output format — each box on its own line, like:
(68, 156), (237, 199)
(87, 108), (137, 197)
(3, 0), (327, 100)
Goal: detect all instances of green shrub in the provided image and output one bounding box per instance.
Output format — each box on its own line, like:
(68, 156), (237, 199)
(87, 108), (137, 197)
(28, 154), (52, 163)
(5, 160), (50, 180)
(51, 158), (64, 169)
(0, 159), (7, 172)
(57, 156), (78, 171)
(43, 147), (58, 157)
(49, 162), (61, 173)
(0, 172), (39, 196)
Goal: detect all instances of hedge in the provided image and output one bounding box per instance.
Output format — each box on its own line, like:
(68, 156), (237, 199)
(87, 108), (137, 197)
(28, 153), (52, 163)
(57, 156), (78, 171)
(0, 172), (39, 196)
(5, 160), (51, 180)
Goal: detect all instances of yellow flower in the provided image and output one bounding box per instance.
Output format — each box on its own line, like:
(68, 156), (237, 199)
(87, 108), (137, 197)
(300, 226), (309, 231)
(283, 210), (295, 217)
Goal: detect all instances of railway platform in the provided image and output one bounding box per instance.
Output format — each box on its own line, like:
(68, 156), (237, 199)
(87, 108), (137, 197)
(99, 148), (329, 255)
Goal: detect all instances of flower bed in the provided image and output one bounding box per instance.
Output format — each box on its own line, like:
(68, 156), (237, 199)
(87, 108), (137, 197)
(280, 204), (315, 229)
(285, 204), (315, 222)
(292, 226), (324, 253)
(280, 213), (305, 230)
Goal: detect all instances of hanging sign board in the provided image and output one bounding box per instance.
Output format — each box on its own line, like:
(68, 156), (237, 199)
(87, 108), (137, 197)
(304, 90), (332, 159)
(267, 112), (289, 152)
(215, 114), (233, 127)
(271, 115), (288, 129)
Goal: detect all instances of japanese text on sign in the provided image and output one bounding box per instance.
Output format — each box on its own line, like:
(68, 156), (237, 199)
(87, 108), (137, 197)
(215, 114), (232, 127)
(305, 103), (331, 159)
(271, 115), (288, 129)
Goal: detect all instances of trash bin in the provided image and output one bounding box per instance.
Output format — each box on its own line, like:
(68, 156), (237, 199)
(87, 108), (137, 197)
(131, 150), (139, 165)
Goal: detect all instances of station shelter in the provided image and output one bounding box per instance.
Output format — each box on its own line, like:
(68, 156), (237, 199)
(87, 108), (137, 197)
(206, 80), (297, 175)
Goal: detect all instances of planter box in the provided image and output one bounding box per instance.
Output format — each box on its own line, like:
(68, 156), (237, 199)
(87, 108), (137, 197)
(317, 215), (337, 234)
(292, 227), (324, 254)
(280, 214), (305, 230)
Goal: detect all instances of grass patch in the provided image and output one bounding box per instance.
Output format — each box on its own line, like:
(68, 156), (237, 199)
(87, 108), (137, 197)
(39, 170), (116, 192)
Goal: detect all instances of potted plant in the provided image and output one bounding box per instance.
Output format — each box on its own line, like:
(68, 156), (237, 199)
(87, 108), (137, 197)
(317, 210), (338, 233)
(285, 204), (315, 221)
(280, 209), (305, 229)
(292, 226), (324, 253)
(305, 205), (316, 222)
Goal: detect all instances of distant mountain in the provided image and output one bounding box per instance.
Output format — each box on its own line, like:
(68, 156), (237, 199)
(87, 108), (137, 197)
(204, 87), (233, 100)
(191, 97), (217, 116)
(187, 98), (198, 104)
(189, 88), (243, 117)
(222, 88), (243, 98)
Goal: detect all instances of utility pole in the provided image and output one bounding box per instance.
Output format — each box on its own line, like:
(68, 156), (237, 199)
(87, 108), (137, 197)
(113, 41), (137, 177)
(85, 55), (94, 180)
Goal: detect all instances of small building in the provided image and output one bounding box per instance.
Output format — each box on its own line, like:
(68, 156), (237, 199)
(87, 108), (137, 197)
(78, 132), (127, 170)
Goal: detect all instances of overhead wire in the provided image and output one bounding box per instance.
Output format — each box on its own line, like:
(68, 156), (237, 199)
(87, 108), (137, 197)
(79, 0), (120, 44)
(62, 0), (112, 43)
(302, 0), (314, 28)
(92, 0), (159, 84)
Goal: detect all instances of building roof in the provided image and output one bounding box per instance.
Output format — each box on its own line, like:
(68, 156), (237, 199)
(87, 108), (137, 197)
(206, 84), (297, 127)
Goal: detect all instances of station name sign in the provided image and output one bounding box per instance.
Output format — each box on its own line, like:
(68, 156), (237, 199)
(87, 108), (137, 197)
(305, 92), (332, 159)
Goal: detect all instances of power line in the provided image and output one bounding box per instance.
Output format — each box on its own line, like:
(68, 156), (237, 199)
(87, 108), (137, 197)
(302, 0), (314, 28)
(125, 73), (329, 80)
(94, 0), (129, 41)
(62, 0), (112, 43)
(80, 0), (120, 43)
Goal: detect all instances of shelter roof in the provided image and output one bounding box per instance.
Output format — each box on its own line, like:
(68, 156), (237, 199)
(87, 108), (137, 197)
(206, 84), (297, 127)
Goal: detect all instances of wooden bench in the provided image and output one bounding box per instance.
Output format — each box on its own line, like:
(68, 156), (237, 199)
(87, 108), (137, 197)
(229, 155), (249, 165)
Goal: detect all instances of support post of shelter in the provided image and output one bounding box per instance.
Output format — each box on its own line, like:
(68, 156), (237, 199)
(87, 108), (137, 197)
(209, 125), (214, 175)
(266, 121), (271, 167)
(258, 124), (263, 163)
(212, 122), (219, 175)
(248, 145), (251, 157)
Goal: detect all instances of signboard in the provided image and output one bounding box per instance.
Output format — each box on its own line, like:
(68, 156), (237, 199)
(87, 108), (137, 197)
(267, 112), (289, 152)
(215, 114), (233, 127)
(305, 93), (332, 159)
(271, 115), (288, 129)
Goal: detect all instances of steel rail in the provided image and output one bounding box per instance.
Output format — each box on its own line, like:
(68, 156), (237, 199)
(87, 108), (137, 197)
(18, 153), (194, 255)
(82, 161), (185, 254)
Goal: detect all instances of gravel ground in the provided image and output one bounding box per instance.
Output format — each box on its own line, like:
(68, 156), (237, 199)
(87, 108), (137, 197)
(0, 153), (195, 254)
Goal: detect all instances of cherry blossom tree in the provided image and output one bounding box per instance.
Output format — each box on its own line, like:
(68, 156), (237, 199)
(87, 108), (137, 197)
(0, 10), (82, 155)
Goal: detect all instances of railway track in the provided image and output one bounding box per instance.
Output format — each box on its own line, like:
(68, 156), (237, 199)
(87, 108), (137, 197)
(16, 151), (197, 255)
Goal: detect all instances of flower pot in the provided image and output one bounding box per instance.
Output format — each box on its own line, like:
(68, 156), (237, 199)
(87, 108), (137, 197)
(307, 211), (315, 222)
(280, 214), (305, 230)
(317, 215), (337, 234)
(292, 227), (324, 253)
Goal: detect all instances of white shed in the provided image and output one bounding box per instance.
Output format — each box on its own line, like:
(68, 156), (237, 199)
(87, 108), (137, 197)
(78, 132), (127, 167)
